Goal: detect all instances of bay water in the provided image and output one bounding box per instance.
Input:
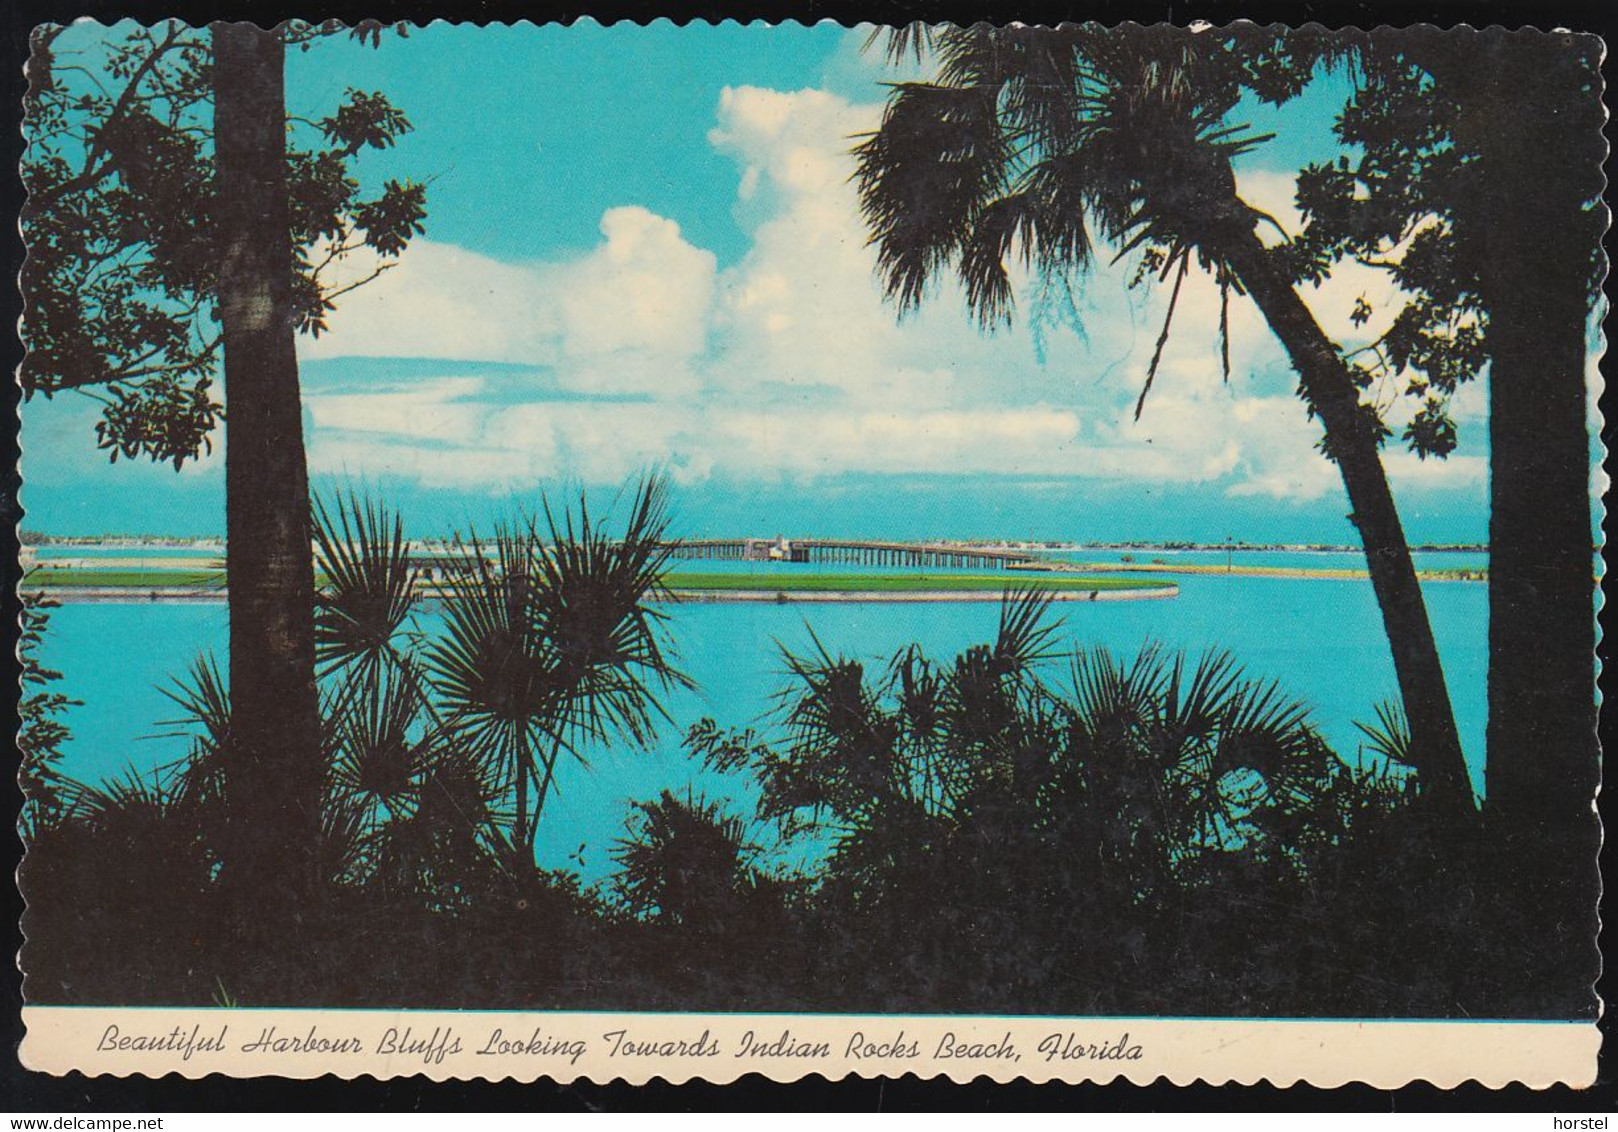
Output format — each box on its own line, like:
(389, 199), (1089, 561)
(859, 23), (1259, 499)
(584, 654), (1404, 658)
(35, 561), (1487, 883)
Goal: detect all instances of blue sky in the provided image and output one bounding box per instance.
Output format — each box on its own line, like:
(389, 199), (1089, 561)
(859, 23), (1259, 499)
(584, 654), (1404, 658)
(24, 22), (1520, 543)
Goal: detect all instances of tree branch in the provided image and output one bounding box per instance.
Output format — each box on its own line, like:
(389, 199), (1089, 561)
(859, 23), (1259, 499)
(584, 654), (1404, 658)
(318, 262), (396, 305)
(27, 21), (190, 212)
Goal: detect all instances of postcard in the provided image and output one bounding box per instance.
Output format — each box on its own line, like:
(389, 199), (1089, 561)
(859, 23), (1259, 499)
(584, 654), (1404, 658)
(14, 19), (1604, 1087)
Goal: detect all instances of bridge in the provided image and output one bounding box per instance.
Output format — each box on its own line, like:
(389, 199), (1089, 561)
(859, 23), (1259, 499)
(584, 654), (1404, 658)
(664, 537), (1038, 570)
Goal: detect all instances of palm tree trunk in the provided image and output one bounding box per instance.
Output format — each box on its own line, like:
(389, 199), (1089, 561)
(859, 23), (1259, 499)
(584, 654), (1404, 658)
(514, 750), (531, 856)
(1213, 212), (1474, 821)
(213, 23), (324, 910)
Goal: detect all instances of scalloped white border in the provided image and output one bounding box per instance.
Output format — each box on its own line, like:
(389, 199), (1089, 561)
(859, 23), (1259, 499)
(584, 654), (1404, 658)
(15, 1007), (1604, 1088)
(14, 20), (1609, 1092)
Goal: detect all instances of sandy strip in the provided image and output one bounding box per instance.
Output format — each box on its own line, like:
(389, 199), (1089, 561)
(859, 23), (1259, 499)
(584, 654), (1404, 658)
(666, 586), (1178, 603)
(1022, 561), (1485, 583)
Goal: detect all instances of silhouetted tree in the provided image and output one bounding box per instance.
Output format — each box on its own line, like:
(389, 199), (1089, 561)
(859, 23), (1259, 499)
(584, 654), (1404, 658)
(1283, 27), (1604, 1012)
(1452, 35), (1602, 1001)
(20, 529), (1555, 1016)
(22, 20), (427, 909)
(17, 589), (79, 834)
(210, 21), (325, 911)
(853, 24), (1472, 818)
(424, 477), (690, 862)
(684, 590), (1442, 1013)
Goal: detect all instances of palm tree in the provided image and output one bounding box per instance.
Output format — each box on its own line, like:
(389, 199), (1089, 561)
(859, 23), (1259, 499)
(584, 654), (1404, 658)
(1062, 643), (1343, 894)
(612, 789), (771, 929)
(424, 475), (691, 863)
(312, 489), (419, 683)
(852, 24), (1472, 819)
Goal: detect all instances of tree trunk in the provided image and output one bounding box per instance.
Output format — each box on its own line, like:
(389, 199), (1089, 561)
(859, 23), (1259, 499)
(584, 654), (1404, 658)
(1452, 36), (1600, 839)
(1213, 211), (1474, 820)
(213, 23), (323, 913)
(1439, 32), (1602, 1009)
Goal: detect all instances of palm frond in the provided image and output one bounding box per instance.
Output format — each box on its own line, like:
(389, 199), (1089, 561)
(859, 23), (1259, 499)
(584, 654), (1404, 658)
(312, 489), (417, 676)
(422, 475), (689, 858)
(612, 788), (768, 925)
(1355, 699), (1413, 768)
(153, 653), (231, 806)
(529, 473), (691, 751)
(994, 586), (1064, 672)
(856, 21), (1288, 356)
(853, 80), (1011, 318)
(330, 655), (428, 816)
(862, 21), (938, 66)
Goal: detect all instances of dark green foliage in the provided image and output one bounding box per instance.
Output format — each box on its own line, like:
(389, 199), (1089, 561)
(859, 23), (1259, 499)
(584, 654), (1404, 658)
(20, 21), (427, 466)
(157, 653), (232, 809)
(313, 490), (418, 678)
(1282, 37), (1602, 460)
(423, 476), (689, 857)
(17, 504), (1587, 1018)
(714, 595), (1362, 915)
(612, 789), (771, 927)
(17, 589), (80, 832)
(852, 22), (1473, 821)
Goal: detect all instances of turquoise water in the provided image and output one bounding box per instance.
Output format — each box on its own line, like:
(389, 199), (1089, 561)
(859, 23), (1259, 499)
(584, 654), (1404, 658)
(36, 571), (1488, 882)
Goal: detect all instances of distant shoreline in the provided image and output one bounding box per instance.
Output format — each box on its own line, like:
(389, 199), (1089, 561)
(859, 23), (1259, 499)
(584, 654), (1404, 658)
(21, 537), (1496, 555)
(34, 583), (1182, 605)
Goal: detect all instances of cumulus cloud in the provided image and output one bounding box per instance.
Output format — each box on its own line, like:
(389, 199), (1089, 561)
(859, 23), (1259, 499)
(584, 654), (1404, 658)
(302, 206), (714, 390)
(300, 240), (558, 364)
(551, 207), (716, 394)
(294, 77), (1494, 511)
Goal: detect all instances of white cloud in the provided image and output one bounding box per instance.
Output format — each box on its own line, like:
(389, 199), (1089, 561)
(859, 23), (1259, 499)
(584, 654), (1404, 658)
(306, 377), (488, 445)
(717, 406), (1084, 477)
(301, 207), (715, 398)
(1385, 452), (1487, 491)
(300, 241), (558, 364)
(293, 78), (1500, 514)
(551, 207), (716, 392)
(307, 431), (555, 492)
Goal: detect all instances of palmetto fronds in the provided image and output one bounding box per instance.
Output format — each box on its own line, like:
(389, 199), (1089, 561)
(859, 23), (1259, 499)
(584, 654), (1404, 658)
(313, 489), (417, 677)
(722, 596), (1367, 911)
(422, 474), (688, 856)
(994, 585), (1064, 671)
(528, 473), (691, 755)
(612, 788), (768, 926)
(1066, 644), (1327, 851)
(155, 652), (232, 809)
(750, 589), (1062, 837)
(772, 632), (901, 822)
(330, 656), (428, 817)
(423, 520), (549, 788)
(1356, 698), (1414, 766)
